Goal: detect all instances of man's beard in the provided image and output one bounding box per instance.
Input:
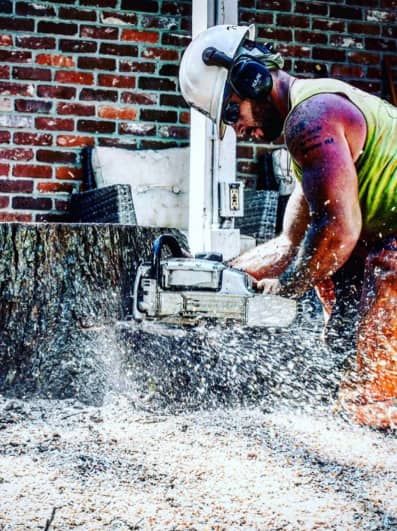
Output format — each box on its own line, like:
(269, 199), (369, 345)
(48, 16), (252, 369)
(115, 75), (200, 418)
(249, 100), (284, 143)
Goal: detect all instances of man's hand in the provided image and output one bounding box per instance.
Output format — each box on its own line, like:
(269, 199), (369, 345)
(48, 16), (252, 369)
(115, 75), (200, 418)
(256, 278), (282, 294)
(229, 234), (295, 281)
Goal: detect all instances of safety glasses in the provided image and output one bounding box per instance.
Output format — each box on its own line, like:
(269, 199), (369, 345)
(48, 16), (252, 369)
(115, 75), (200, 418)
(222, 100), (240, 125)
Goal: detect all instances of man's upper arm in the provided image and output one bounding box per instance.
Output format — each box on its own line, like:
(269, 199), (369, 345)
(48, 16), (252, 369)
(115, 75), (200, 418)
(284, 93), (365, 234)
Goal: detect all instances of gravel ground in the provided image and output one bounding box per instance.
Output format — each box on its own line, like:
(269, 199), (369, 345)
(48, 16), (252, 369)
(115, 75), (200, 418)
(0, 394), (396, 531)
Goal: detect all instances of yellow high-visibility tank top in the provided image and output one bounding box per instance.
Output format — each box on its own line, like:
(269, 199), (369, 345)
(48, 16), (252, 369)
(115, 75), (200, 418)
(288, 78), (397, 236)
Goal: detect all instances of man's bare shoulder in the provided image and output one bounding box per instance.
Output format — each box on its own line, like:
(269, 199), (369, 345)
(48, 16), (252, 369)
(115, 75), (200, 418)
(284, 92), (366, 164)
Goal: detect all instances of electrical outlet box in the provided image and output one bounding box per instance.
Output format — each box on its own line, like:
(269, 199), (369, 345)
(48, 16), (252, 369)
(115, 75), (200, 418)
(219, 181), (244, 217)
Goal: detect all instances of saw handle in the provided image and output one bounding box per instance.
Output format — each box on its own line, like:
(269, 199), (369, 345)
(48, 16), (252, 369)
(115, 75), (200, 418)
(152, 234), (184, 281)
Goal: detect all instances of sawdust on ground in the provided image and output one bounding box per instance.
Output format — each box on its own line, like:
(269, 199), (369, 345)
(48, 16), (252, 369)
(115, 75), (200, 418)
(0, 395), (396, 530)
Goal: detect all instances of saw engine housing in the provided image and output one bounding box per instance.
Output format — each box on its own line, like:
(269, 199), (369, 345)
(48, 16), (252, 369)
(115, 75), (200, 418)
(133, 235), (296, 328)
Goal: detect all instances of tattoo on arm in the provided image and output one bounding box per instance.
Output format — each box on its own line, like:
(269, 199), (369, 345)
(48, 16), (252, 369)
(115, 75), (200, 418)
(288, 120), (335, 156)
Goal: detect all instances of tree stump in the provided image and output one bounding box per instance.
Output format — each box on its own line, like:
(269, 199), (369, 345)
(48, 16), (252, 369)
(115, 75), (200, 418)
(0, 223), (187, 404)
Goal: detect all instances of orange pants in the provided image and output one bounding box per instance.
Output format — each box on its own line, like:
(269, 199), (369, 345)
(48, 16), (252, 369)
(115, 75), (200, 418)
(316, 237), (397, 429)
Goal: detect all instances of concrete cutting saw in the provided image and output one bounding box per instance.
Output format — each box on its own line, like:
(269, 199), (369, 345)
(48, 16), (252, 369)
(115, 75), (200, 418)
(133, 234), (297, 328)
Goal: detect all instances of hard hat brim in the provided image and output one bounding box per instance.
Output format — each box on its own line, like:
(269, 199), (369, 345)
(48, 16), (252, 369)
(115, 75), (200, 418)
(216, 24), (256, 140)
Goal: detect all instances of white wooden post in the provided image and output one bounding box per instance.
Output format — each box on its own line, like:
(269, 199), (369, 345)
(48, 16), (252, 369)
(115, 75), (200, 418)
(188, 0), (240, 261)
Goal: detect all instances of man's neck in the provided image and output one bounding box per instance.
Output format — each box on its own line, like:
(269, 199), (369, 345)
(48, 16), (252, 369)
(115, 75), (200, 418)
(270, 71), (297, 118)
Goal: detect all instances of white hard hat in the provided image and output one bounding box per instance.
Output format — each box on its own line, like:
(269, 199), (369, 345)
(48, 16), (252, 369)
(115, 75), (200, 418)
(179, 24), (255, 139)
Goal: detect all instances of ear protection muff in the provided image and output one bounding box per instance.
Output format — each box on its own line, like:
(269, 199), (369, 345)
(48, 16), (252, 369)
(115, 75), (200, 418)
(202, 44), (273, 100)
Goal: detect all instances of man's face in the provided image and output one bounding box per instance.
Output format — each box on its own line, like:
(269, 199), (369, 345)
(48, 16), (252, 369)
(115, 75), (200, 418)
(224, 93), (284, 143)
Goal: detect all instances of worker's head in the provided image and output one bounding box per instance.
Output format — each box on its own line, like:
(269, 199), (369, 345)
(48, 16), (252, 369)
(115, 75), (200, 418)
(179, 24), (285, 141)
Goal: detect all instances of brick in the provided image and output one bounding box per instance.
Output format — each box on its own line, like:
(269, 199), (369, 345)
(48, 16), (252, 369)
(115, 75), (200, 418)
(0, 97), (12, 111)
(97, 137), (137, 149)
(180, 111), (190, 124)
(0, 65), (9, 78)
(295, 30), (328, 45)
(56, 135), (94, 147)
(383, 26), (397, 39)
(0, 179), (33, 193)
(365, 37), (396, 52)
(56, 166), (83, 180)
(0, 148), (33, 160)
(0, 131), (10, 143)
(121, 91), (157, 105)
(348, 51), (380, 65)
(13, 164), (52, 178)
(60, 39), (97, 54)
(101, 11), (137, 25)
(160, 94), (188, 107)
(98, 74), (136, 89)
(0, 49), (32, 62)
(161, 33), (191, 47)
(15, 99), (52, 113)
(38, 85), (76, 99)
(0, 1), (12, 13)
(312, 19), (345, 32)
(276, 14), (310, 28)
(0, 162), (8, 175)
(80, 25), (119, 40)
(0, 116), (33, 131)
(349, 22), (380, 36)
(160, 1), (189, 14)
(138, 77), (176, 91)
(256, 0), (291, 8)
(81, 0), (117, 6)
(331, 64), (364, 78)
(330, 34), (364, 48)
(16, 2), (56, 17)
(141, 15), (178, 30)
(78, 57), (116, 71)
(13, 196), (52, 210)
(0, 35), (12, 46)
(256, 27), (293, 43)
(240, 11), (273, 26)
(80, 88), (118, 102)
(35, 117), (74, 131)
(59, 7), (97, 21)
(36, 149), (76, 164)
(121, 30), (159, 44)
(0, 212), (32, 221)
(57, 102), (95, 116)
(277, 44), (311, 58)
(140, 109), (177, 122)
(38, 182), (76, 193)
(37, 211), (68, 222)
(159, 64), (179, 76)
(98, 106), (137, 120)
(159, 126), (189, 140)
(0, 195), (9, 208)
(142, 47), (179, 60)
(13, 67), (51, 82)
(119, 61), (155, 73)
(77, 120), (115, 134)
(38, 21), (78, 36)
(14, 133), (53, 146)
(36, 54), (76, 68)
(55, 71), (94, 85)
(330, 5), (363, 20)
(120, 0), (157, 11)
(119, 122), (155, 136)
(312, 48), (346, 62)
(0, 17), (34, 32)
(295, 2), (328, 15)
(16, 36), (56, 50)
(99, 42), (138, 57)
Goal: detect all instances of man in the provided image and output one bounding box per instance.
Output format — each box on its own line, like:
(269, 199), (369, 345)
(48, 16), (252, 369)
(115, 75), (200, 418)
(179, 24), (397, 429)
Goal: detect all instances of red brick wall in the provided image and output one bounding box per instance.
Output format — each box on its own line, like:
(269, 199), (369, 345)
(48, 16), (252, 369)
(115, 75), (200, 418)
(0, 0), (395, 220)
(0, 0), (191, 221)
